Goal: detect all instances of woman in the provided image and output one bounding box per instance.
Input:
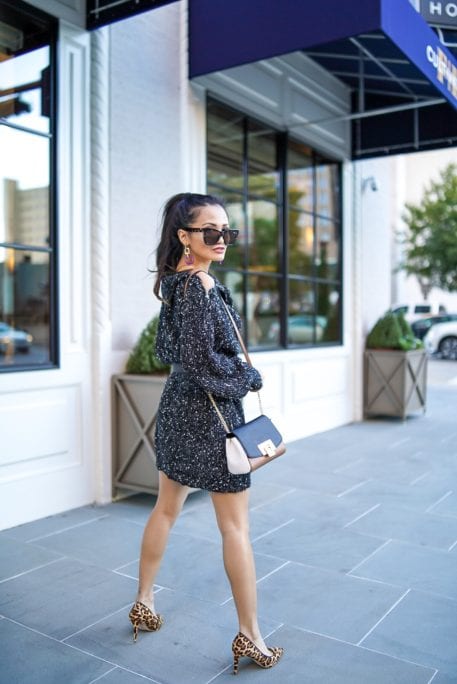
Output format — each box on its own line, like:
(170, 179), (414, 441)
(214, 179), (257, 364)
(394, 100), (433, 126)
(128, 193), (284, 674)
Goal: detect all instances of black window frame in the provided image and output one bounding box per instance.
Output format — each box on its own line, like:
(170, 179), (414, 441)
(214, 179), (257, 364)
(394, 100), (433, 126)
(0, 0), (59, 373)
(207, 97), (343, 351)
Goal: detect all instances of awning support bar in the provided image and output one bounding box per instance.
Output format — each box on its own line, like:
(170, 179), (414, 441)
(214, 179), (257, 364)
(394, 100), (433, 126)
(349, 37), (417, 98)
(414, 105), (419, 150)
(288, 97), (444, 130)
(355, 134), (457, 157)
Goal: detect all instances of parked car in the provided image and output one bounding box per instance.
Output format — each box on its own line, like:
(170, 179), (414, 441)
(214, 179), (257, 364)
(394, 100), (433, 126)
(391, 302), (447, 323)
(411, 314), (457, 340)
(0, 322), (33, 353)
(268, 315), (326, 343)
(423, 321), (457, 360)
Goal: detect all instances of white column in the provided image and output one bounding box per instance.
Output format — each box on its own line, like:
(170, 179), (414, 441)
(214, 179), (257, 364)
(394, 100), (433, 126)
(90, 26), (113, 503)
(180, 0), (207, 191)
(350, 161), (364, 421)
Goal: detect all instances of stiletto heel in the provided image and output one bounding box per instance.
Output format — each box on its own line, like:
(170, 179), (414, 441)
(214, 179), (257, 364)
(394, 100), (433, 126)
(128, 601), (163, 642)
(231, 632), (283, 674)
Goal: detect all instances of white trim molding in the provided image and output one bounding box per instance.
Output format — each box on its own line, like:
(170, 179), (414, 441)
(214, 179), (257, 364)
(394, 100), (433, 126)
(90, 26), (113, 504)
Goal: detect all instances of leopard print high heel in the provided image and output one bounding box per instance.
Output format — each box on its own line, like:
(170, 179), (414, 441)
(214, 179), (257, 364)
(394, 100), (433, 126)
(231, 632), (284, 674)
(128, 601), (163, 642)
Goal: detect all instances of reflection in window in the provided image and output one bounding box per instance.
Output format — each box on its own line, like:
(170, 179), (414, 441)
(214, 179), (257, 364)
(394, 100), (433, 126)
(288, 279), (316, 344)
(248, 122), (278, 200)
(316, 218), (340, 281)
(288, 208), (313, 277)
(288, 141), (313, 213)
(248, 274), (280, 348)
(0, 47), (50, 133)
(0, 250), (50, 365)
(217, 194), (244, 270)
(317, 284), (341, 343)
(207, 101), (244, 191)
(247, 200), (279, 273)
(207, 98), (342, 350)
(0, 0), (56, 370)
(316, 160), (339, 219)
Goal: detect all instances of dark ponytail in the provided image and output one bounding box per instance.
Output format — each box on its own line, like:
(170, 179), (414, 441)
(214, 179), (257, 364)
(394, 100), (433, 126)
(153, 192), (226, 300)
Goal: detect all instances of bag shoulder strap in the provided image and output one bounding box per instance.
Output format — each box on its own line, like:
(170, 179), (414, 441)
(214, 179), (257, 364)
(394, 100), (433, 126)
(207, 392), (231, 433)
(219, 298), (253, 368)
(183, 269), (211, 295)
(207, 296), (263, 427)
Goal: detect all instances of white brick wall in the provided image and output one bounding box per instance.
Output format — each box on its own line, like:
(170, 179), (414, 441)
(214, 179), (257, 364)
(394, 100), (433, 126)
(109, 4), (184, 352)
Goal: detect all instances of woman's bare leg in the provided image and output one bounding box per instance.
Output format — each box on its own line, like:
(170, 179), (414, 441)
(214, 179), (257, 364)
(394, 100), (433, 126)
(136, 472), (189, 609)
(211, 489), (269, 655)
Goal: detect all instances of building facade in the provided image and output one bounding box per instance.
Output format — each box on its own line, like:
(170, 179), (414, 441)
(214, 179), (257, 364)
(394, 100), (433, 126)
(0, 0), (455, 529)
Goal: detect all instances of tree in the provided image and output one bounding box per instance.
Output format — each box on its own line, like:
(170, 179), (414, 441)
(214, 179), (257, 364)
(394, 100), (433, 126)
(399, 163), (457, 298)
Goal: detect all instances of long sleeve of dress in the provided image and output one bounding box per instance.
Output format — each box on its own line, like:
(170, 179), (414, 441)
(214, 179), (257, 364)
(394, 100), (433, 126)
(179, 277), (262, 399)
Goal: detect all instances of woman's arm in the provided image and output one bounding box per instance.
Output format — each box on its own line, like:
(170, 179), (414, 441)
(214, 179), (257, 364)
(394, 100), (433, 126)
(180, 274), (262, 399)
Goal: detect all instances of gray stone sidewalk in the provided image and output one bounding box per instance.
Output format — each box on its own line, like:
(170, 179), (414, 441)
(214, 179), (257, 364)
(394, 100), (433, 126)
(1, 362), (456, 683)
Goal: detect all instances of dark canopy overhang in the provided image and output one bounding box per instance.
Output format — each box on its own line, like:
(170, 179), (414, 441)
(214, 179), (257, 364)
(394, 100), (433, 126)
(189, 0), (457, 159)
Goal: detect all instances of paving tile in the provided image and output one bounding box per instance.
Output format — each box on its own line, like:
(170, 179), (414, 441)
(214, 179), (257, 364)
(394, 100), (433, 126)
(340, 476), (454, 514)
(100, 490), (208, 526)
(30, 516), (143, 570)
(247, 481), (298, 509)
(0, 536), (63, 582)
(347, 503), (457, 549)
(363, 590), (457, 676)
(97, 494), (158, 525)
(252, 517), (383, 574)
(211, 625), (435, 683)
(67, 588), (280, 684)
(105, 485), (297, 546)
(256, 460), (371, 497)
(431, 672), (457, 684)
(0, 557), (136, 640)
(93, 667), (160, 683)
(117, 533), (284, 605)
(171, 500), (219, 542)
(171, 487), (370, 549)
(1, 506), (105, 542)
(350, 539), (457, 600)
(430, 491), (457, 518)
(250, 487), (370, 527)
(254, 560), (404, 644)
(331, 451), (433, 487)
(0, 619), (112, 684)
(275, 440), (359, 473)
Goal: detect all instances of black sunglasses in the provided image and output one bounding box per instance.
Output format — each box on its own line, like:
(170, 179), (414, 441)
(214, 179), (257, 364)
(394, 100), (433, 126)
(182, 226), (239, 246)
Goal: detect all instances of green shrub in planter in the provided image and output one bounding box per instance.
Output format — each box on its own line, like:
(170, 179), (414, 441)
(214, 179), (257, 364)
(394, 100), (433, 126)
(396, 311), (422, 350)
(126, 315), (169, 375)
(366, 311), (423, 351)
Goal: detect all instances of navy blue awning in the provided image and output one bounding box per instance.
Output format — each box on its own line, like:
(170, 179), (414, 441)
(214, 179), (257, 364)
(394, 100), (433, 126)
(189, 0), (457, 158)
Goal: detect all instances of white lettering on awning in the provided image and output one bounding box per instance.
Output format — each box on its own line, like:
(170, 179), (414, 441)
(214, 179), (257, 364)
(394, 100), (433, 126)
(426, 44), (457, 101)
(428, 1), (457, 17)
(429, 1), (442, 14)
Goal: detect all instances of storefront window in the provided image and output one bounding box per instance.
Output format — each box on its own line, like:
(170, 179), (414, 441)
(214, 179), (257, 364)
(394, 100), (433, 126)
(0, 1), (56, 370)
(207, 98), (342, 349)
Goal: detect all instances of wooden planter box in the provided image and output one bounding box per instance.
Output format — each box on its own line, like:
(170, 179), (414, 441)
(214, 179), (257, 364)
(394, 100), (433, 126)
(112, 374), (168, 496)
(364, 349), (427, 419)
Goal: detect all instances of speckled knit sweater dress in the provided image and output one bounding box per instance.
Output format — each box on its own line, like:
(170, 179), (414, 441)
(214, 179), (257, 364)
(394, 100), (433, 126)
(154, 271), (262, 492)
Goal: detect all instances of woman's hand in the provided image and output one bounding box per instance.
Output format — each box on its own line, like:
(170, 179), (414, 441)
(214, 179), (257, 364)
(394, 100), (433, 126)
(248, 367), (263, 392)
